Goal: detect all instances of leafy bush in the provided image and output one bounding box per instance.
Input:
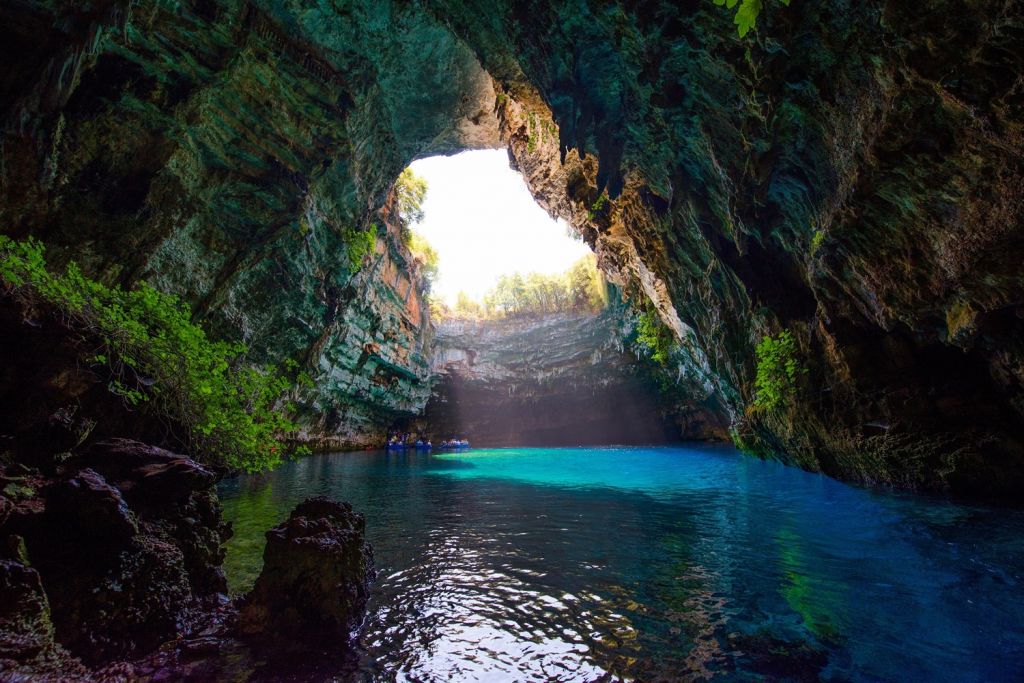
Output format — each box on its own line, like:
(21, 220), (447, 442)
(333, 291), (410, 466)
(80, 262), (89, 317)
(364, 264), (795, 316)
(0, 236), (307, 473)
(344, 223), (377, 271)
(636, 307), (676, 366)
(753, 329), (803, 412)
(407, 230), (439, 287)
(810, 229), (825, 255)
(712, 0), (791, 37)
(587, 193), (609, 221)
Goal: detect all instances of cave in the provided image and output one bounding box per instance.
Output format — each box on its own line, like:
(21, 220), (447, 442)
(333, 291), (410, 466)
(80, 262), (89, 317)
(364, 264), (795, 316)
(2, 0), (1024, 680)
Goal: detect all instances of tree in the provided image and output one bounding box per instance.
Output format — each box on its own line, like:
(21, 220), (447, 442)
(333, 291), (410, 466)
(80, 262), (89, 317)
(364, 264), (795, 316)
(394, 168), (427, 225)
(454, 291), (482, 317)
(407, 230), (438, 288)
(567, 254), (606, 311)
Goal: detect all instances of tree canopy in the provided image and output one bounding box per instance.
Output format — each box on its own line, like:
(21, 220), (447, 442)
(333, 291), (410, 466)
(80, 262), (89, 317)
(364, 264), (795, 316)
(394, 168), (427, 225)
(442, 254), (607, 320)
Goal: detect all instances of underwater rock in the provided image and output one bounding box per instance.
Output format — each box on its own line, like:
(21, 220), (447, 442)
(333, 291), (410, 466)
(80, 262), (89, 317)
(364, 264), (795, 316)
(239, 496), (374, 642)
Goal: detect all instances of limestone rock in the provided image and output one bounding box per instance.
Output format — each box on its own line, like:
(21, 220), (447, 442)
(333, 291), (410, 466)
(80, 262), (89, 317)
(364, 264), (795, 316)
(239, 496), (373, 642)
(0, 558), (54, 661)
(1, 0), (1022, 496)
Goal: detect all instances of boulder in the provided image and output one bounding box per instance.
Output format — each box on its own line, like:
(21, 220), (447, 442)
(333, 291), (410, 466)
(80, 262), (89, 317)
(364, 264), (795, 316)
(238, 496), (374, 642)
(81, 439), (218, 506)
(0, 558), (55, 661)
(45, 468), (138, 545)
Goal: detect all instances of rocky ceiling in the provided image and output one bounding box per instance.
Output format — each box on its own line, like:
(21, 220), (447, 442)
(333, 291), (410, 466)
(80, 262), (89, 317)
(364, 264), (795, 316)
(2, 0), (1023, 497)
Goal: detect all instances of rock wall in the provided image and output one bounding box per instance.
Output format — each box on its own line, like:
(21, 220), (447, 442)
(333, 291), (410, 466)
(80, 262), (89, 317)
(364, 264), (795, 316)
(0, 0), (497, 447)
(2, 0), (1023, 496)
(433, 0), (1024, 497)
(425, 308), (728, 446)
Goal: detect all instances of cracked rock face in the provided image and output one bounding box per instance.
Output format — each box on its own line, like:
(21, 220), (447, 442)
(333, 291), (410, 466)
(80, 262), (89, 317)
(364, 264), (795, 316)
(2, 0), (1023, 497)
(426, 308), (729, 446)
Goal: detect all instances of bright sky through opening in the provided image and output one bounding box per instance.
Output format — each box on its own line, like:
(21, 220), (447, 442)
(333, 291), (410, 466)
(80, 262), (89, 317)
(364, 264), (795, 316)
(408, 150), (592, 306)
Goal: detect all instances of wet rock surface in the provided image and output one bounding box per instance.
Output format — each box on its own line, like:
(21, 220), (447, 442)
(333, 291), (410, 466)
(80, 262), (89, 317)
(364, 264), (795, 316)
(0, 446), (227, 671)
(3, 1), (1020, 495)
(239, 496), (374, 642)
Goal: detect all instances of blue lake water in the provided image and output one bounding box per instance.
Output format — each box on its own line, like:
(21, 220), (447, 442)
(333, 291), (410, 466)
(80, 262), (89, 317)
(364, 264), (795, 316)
(218, 445), (1024, 681)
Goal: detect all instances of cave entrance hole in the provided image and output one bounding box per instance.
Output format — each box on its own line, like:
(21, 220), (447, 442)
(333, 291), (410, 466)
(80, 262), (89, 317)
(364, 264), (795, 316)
(392, 150), (681, 448)
(402, 149), (598, 316)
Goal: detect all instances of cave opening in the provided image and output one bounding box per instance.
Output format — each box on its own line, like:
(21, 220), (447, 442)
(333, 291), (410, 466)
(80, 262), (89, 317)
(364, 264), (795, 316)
(404, 149), (595, 312)
(386, 149), (705, 449)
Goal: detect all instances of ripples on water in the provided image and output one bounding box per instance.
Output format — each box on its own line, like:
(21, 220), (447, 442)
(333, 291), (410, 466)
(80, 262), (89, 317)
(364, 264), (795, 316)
(218, 445), (1024, 682)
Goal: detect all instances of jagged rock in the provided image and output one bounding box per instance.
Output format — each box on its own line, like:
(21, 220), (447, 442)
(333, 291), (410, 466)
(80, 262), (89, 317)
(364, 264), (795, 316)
(82, 439), (217, 506)
(31, 469), (191, 663)
(0, 558), (54, 661)
(0, 445), (231, 669)
(45, 468), (138, 544)
(238, 496), (373, 642)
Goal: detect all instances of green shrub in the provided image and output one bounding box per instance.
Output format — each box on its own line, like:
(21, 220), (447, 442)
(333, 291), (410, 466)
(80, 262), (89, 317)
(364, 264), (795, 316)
(407, 230), (439, 287)
(0, 236), (307, 473)
(587, 193), (609, 221)
(753, 329), (803, 412)
(712, 0), (791, 37)
(810, 229), (825, 255)
(344, 224), (377, 271)
(636, 307), (676, 366)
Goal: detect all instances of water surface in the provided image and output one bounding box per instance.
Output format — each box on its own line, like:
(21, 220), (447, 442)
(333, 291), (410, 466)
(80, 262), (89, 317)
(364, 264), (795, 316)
(219, 445), (1024, 681)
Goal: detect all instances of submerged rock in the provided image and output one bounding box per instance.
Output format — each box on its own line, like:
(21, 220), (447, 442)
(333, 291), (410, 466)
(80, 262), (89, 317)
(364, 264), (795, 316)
(239, 496), (374, 642)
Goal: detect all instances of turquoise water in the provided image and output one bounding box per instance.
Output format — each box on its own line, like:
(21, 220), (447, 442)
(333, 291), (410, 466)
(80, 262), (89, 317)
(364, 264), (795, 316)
(218, 445), (1024, 681)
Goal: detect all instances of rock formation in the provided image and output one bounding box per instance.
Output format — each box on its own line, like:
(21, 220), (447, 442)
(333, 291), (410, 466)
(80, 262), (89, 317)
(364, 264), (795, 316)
(0, 440), (230, 677)
(427, 307), (729, 445)
(1, 0), (1022, 498)
(238, 496), (373, 642)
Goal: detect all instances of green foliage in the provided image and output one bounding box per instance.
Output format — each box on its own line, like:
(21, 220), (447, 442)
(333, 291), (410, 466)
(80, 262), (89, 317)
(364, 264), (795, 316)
(525, 112), (558, 153)
(407, 230), (439, 287)
(712, 0), (790, 37)
(474, 254), (606, 318)
(753, 329), (803, 412)
(567, 254), (608, 311)
(394, 168), (427, 225)
(0, 236), (306, 473)
(587, 193), (609, 221)
(343, 224), (377, 271)
(453, 290), (483, 318)
(810, 229), (825, 255)
(635, 307), (676, 366)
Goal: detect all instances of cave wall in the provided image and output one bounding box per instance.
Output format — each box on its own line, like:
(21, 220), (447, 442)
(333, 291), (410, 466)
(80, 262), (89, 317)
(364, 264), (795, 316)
(425, 309), (728, 447)
(0, 0), (503, 447)
(431, 0), (1024, 497)
(2, 0), (1023, 496)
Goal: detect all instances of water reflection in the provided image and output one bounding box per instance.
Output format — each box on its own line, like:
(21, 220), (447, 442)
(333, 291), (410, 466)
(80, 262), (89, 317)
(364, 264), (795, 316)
(219, 447), (1024, 682)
